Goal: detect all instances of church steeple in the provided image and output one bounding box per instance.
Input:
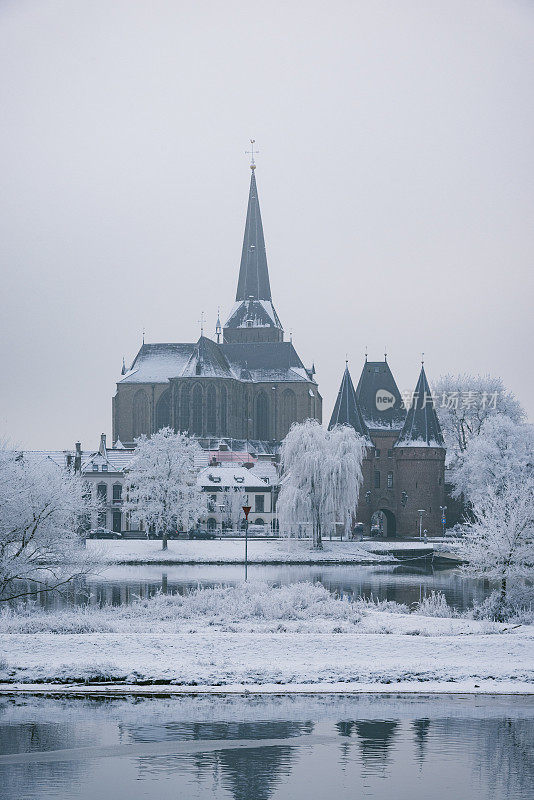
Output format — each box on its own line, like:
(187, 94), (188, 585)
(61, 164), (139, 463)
(236, 169), (271, 302)
(224, 162), (283, 343)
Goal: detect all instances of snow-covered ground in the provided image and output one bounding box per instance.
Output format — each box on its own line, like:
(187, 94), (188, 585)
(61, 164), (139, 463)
(87, 539), (392, 564)
(1, 583), (532, 691)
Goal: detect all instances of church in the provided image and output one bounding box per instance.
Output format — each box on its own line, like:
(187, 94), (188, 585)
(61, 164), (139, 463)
(112, 158), (446, 536)
(112, 163), (321, 451)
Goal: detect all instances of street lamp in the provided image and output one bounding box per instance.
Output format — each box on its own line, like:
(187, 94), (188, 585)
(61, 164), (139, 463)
(242, 504), (251, 581)
(417, 509), (426, 541)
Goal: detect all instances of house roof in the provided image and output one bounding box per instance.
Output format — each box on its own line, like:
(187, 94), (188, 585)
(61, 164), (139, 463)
(198, 465), (276, 489)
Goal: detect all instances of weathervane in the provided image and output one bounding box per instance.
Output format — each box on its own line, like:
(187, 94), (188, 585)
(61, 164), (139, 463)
(245, 139), (259, 170)
(421, 352), (425, 365)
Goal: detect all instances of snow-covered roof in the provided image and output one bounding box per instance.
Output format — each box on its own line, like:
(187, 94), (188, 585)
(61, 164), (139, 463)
(395, 366), (445, 448)
(118, 338), (316, 385)
(356, 360), (406, 432)
(118, 343), (195, 384)
(198, 465), (277, 489)
(224, 299), (282, 331)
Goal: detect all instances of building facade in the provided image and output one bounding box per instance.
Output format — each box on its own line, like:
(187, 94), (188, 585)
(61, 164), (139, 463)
(113, 165), (321, 449)
(32, 434), (279, 534)
(329, 360), (446, 537)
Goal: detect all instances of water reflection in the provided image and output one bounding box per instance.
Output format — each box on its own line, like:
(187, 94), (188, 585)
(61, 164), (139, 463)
(11, 562), (493, 612)
(0, 696), (533, 800)
(411, 718), (431, 762)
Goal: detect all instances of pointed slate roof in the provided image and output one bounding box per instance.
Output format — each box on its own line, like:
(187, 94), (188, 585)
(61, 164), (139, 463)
(329, 365), (370, 439)
(396, 365), (445, 447)
(181, 336), (233, 378)
(356, 360), (406, 431)
(236, 169), (271, 301)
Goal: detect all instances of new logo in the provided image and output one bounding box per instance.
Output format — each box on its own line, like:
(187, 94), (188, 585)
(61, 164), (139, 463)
(375, 389), (395, 410)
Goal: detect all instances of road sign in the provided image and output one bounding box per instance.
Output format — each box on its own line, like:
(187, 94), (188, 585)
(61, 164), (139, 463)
(242, 506), (251, 519)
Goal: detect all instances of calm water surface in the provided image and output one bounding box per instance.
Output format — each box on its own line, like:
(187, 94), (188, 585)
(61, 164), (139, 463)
(1, 695), (532, 800)
(28, 563), (493, 612)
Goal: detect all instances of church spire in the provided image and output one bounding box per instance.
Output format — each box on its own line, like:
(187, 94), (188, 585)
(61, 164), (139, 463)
(223, 160), (283, 343)
(235, 168), (271, 301)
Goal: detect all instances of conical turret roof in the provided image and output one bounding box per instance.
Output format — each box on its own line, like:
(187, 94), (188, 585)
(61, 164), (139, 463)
(329, 364), (370, 440)
(396, 365), (445, 447)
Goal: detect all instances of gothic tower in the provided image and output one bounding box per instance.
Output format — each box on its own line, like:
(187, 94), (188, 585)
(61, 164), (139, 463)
(394, 364), (446, 536)
(223, 167), (284, 344)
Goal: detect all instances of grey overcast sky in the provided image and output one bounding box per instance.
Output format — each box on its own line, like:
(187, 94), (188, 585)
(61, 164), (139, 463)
(1, 0), (533, 450)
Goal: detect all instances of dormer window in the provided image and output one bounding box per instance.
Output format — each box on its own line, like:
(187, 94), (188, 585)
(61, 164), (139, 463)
(92, 463), (99, 472)
(101, 464), (108, 472)
(208, 474), (221, 483)
(234, 476), (244, 483)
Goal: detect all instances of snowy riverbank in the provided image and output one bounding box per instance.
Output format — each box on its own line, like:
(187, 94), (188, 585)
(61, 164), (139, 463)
(86, 539), (399, 565)
(1, 583), (532, 691)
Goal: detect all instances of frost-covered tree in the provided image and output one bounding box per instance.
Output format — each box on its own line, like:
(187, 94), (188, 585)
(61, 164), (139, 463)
(433, 373), (524, 461)
(0, 447), (98, 602)
(221, 488), (246, 531)
(277, 420), (366, 549)
(451, 416), (534, 505)
(124, 428), (206, 550)
(460, 477), (534, 619)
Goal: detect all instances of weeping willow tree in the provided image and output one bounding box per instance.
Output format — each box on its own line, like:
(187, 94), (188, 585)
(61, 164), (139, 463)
(277, 420), (367, 549)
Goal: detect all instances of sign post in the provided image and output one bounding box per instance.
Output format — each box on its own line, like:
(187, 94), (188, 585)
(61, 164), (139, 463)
(242, 505), (251, 581)
(440, 505), (447, 537)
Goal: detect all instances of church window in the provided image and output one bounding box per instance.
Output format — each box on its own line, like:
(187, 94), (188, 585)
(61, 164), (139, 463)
(374, 470), (381, 489)
(281, 389), (297, 437)
(133, 390), (150, 438)
(387, 471), (393, 489)
(180, 387), (190, 432)
(220, 386), (228, 436)
(192, 384), (203, 435)
(156, 390), (170, 431)
(255, 392), (269, 440)
(207, 385), (217, 435)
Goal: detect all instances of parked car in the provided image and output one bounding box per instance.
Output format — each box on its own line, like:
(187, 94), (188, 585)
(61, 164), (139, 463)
(189, 529), (216, 540)
(88, 527), (122, 539)
(248, 524), (269, 536)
